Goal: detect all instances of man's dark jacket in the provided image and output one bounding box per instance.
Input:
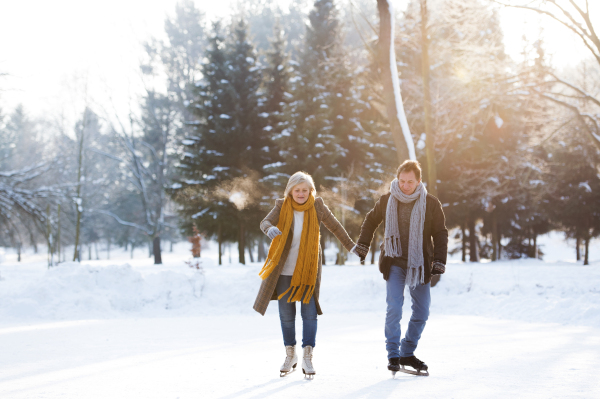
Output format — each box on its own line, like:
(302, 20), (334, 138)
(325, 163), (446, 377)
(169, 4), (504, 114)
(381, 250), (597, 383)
(357, 192), (449, 283)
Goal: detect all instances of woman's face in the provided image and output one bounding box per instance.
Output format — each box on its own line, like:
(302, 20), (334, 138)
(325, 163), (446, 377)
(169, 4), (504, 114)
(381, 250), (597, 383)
(291, 182), (311, 204)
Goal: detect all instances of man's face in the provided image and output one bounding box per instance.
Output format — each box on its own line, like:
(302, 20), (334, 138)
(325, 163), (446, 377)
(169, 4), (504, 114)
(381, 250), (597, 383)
(398, 170), (421, 195)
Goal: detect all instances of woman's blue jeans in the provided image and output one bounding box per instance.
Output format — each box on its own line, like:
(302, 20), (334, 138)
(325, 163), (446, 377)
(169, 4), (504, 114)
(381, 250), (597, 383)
(385, 265), (431, 359)
(276, 275), (318, 348)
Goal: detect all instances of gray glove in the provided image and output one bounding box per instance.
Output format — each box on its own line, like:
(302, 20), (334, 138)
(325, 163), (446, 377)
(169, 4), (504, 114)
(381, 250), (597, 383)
(267, 226), (282, 240)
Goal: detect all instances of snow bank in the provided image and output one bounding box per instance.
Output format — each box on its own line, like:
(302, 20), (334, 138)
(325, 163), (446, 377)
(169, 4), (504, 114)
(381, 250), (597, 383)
(0, 256), (598, 328)
(0, 262), (205, 320)
(317, 260), (600, 328)
(429, 260), (600, 327)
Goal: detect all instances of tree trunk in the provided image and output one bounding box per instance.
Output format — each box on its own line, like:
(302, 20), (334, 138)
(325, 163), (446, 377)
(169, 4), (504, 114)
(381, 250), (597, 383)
(247, 233), (254, 263)
(468, 214), (479, 262)
(73, 123), (85, 262)
(419, 0), (437, 195)
(170, 241), (174, 252)
(461, 221), (467, 262)
(491, 209), (498, 261)
(89, 245), (92, 260)
(17, 243), (21, 262)
(238, 221), (246, 265)
(576, 236), (581, 261)
(377, 0), (416, 162)
(336, 239), (346, 265)
(533, 233), (538, 259)
(218, 221), (223, 266)
(153, 236), (162, 264)
(498, 234), (503, 259)
(258, 235), (266, 262)
(130, 243), (135, 259)
(30, 229), (38, 253)
(57, 204), (61, 263)
(47, 204), (52, 267)
(95, 241), (99, 260)
(583, 235), (590, 265)
(107, 238), (111, 260)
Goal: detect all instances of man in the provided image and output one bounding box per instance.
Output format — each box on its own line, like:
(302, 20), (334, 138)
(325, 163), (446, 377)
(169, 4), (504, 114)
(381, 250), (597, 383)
(352, 160), (448, 376)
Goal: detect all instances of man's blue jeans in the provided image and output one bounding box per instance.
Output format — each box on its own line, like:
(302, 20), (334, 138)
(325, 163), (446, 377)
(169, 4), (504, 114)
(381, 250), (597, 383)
(385, 265), (431, 358)
(276, 275), (318, 348)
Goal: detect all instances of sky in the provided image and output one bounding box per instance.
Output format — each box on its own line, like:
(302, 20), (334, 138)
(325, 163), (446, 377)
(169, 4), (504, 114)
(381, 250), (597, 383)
(0, 0), (595, 128)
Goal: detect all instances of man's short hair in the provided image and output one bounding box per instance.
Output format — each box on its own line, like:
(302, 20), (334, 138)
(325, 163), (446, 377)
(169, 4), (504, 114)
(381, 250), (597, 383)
(397, 160), (422, 181)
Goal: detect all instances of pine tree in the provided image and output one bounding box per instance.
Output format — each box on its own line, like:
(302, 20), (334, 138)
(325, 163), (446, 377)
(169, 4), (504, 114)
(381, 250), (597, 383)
(174, 20), (269, 264)
(261, 21), (290, 192)
(2, 105), (43, 170)
(264, 22), (289, 126)
(174, 22), (232, 265)
(274, 0), (343, 189)
(227, 18), (271, 264)
(544, 128), (600, 265)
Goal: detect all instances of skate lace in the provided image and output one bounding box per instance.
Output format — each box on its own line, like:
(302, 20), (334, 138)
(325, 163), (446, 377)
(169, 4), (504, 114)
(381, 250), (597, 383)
(304, 357), (313, 369)
(283, 355), (294, 368)
(303, 347), (314, 370)
(283, 347), (295, 368)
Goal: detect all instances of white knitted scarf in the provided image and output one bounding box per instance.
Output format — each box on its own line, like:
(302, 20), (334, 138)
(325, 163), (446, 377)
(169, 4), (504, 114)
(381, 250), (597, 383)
(384, 179), (427, 288)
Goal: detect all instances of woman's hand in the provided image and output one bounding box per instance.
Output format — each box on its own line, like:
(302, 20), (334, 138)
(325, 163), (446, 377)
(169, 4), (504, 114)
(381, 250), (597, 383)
(267, 226), (282, 240)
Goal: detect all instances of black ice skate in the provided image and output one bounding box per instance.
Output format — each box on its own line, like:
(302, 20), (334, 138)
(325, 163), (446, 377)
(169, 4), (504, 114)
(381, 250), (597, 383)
(398, 356), (429, 376)
(388, 357), (401, 376)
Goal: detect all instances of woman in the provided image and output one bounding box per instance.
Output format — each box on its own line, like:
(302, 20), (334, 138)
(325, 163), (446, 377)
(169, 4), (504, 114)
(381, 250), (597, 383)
(254, 171), (355, 379)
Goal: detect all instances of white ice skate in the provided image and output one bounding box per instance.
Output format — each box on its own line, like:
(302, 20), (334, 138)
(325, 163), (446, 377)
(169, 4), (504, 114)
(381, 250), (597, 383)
(302, 346), (316, 379)
(280, 345), (298, 377)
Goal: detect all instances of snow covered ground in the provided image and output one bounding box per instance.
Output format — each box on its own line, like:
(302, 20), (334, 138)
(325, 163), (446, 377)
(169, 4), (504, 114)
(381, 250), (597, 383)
(1, 232), (599, 398)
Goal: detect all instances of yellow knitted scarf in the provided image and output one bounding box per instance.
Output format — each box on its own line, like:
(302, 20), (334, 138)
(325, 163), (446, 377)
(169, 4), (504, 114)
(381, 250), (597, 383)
(258, 193), (320, 303)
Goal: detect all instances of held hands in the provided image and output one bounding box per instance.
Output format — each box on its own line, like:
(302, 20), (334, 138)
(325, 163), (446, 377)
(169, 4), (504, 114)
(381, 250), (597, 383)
(431, 260), (446, 275)
(267, 226), (282, 240)
(351, 243), (369, 263)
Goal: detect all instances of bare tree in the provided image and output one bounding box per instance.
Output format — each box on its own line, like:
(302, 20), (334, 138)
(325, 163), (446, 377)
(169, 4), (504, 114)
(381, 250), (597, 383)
(96, 91), (178, 265)
(0, 163), (64, 265)
(72, 110), (87, 261)
(492, 0), (600, 149)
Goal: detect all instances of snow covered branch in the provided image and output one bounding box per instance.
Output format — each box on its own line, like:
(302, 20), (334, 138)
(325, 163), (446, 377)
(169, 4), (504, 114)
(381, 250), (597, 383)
(539, 91), (600, 147)
(91, 209), (154, 235)
(492, 0), (600, 66)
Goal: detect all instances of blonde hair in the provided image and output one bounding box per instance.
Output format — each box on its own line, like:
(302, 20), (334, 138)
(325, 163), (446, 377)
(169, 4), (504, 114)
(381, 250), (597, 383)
(284, 171), (316, 198)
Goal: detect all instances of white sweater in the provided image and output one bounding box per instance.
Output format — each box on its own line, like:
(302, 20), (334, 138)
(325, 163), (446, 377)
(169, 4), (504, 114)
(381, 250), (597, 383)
(281, 210), (305, 276)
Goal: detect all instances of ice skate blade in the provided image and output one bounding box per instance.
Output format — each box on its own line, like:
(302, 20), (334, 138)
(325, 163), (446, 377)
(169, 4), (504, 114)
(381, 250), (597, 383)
(280, 363), (297, 377)
(399, 365), (429, 377)
(302, 369), (315, 380)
